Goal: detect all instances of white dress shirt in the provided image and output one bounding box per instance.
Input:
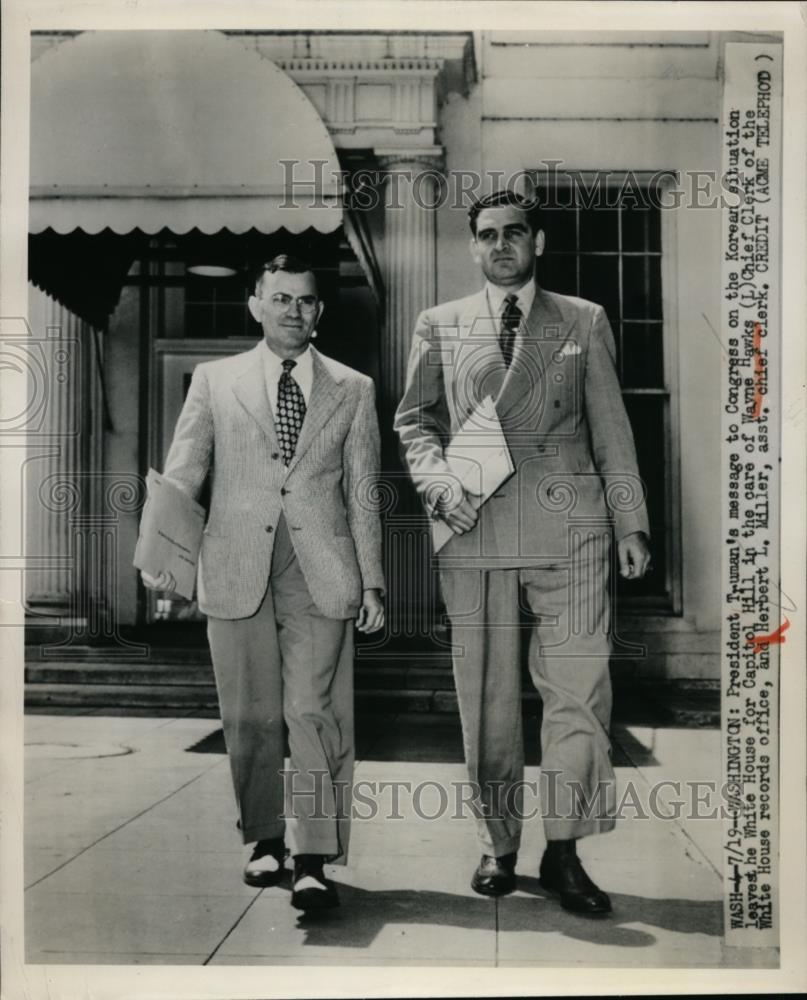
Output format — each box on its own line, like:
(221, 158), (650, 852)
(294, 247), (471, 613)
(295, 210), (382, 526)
(485, 277), (537, 329)
(262, 340), (314, 417)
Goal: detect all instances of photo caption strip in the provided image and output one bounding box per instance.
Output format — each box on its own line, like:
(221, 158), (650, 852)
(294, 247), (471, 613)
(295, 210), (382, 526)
(720, 41), (782, 951)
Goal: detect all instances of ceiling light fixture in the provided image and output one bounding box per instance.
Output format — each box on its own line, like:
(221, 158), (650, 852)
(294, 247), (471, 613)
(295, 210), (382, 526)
(186, 264), (238, 278)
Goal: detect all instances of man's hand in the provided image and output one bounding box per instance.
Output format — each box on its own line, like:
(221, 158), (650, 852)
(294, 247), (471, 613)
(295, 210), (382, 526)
(617, 531), (652, 580)
(141, 569), (177, 592)
(440, 488), (480, 535)
(356, 589), (385, 634)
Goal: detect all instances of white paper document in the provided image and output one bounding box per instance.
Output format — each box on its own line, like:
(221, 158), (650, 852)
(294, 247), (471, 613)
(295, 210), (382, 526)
(431, 396), (514, 553)
(133, 468), (206, 600)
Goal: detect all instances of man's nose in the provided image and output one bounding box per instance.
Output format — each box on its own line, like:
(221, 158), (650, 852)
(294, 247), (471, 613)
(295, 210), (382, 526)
(494, 232), (508, 250)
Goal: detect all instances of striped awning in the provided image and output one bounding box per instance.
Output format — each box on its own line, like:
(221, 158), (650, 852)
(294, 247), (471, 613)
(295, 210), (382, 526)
(29, 30), (342, 235)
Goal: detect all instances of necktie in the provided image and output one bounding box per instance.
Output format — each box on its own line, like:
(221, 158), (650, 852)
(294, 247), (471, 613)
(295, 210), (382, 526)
(276, 359), (306, 466)
(499, 294), (522, 369)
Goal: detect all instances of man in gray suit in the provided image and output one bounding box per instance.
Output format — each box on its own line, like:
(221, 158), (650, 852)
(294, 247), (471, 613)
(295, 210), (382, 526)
(142, 254), (385, 911)
(395, 191), (651, 914)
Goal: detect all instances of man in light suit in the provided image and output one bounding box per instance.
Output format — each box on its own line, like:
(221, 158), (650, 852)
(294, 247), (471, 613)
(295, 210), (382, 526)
(394, 191), (651, 914)
(142, 254), (384, 911)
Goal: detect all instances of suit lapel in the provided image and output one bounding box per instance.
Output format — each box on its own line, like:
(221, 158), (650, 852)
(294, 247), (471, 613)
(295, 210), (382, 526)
(495, 286), (572, 420)
(231, 344), (281, 451)
(458, 290), (494, 342)
(456, 290), (507, 408)
(286, 347), (345, 473)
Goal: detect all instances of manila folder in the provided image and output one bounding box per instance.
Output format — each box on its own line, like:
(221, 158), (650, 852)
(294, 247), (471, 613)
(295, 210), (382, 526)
(133, 469), (205, 600)
(431, 395), (514, 554)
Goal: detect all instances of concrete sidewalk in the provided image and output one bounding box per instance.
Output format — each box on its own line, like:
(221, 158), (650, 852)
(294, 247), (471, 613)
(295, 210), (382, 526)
(23, 709), (773, 968)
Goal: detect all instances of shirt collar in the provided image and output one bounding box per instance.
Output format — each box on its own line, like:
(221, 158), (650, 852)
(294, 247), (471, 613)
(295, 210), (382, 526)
(262, 340), (314, 378)
(485, 278), (537, 319)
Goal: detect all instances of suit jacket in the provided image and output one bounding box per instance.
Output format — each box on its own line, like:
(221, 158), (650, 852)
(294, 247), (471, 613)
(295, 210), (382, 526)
(394, 286), (650, 566)
(162, 343), (385, 620)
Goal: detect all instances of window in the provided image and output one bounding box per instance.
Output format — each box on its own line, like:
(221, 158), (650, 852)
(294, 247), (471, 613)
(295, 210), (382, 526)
(181, 269), (253, 339)
(123, 231), (343, 340)
(534, 173), (678, 611)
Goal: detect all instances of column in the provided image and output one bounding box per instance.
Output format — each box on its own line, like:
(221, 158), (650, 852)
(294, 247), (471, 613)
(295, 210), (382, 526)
(375, 147), (444, 435)
(25, 287), (83, 607)
(373, 148), (446, 641)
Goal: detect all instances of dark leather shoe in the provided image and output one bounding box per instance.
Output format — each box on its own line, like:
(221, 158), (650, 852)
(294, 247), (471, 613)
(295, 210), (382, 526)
(291, 855), (339, 911)
(538, 850), (611, 915)
(243, 837), (286, 887)
(471, 853), (517, 897)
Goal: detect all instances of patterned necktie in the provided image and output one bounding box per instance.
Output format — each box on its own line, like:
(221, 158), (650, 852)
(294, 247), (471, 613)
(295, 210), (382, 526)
(276, 359), (306, 466)
(499, 294), (522, 369)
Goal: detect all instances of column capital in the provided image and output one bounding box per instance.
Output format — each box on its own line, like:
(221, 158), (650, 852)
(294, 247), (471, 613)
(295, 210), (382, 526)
(374, 147), (445, 173)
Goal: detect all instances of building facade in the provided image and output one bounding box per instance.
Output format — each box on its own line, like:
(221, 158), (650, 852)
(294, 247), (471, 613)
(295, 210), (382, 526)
(27, 28), (772, 681)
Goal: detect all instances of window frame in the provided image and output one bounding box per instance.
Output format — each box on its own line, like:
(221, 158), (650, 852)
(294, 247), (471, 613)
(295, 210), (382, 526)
(531, 168), (682, 615)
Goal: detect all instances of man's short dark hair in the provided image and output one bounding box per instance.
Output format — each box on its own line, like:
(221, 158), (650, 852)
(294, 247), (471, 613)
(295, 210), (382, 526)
(255, 254), (316, 295)
(468, 190), (541, 237)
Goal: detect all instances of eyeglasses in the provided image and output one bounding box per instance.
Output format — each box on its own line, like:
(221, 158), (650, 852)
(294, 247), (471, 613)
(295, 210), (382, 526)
(268, 292), (319, 314)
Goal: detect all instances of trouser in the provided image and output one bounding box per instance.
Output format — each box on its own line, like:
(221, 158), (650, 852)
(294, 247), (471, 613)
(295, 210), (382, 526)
(207, 515), (353, 863)
(440, 535), (616, 856)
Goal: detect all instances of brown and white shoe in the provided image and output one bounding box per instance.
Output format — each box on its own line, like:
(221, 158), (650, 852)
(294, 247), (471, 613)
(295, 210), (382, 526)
(243, 838), (287, 887)
(291, 854), (339, 910)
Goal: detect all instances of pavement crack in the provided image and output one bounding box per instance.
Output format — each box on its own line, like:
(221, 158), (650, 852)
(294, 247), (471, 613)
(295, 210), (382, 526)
(24, 758), (223, 890)
(609, 730), (723, 881)
(203, 890), (264, 965)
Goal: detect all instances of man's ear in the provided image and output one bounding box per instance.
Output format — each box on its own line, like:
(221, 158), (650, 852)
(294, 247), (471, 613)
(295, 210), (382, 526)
(315, 300), (325, 326)
(469, 234), (482, 266)
(247, 294), (262, 324)
(534, 229), (546, 258)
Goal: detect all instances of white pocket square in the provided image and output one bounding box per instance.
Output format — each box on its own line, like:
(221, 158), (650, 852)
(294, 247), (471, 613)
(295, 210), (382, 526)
(557, 341), (582, 358)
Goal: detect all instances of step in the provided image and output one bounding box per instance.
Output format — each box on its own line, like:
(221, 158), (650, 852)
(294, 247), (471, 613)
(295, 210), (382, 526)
(23, 683), (465, 714)
(24, 683), (220, 710)
(27, 646), (212, 665)
(23, 661), (455, 691)
(612, 680), (720, 728)
(23, 658), (720, 726)
(27, 641), (454, 665)
(23, 681), (717, 725)
(25, 662), (215, 686)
